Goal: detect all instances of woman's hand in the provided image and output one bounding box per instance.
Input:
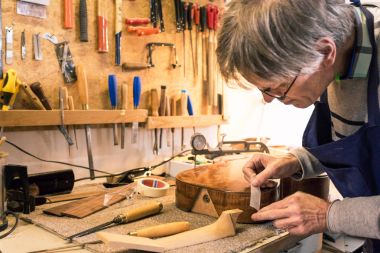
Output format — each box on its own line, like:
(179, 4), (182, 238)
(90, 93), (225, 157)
(252, 192), (330, 236)
(242, 153), (301, 187)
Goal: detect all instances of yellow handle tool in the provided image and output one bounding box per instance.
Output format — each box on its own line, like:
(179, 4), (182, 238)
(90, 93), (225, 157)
(0, 69), (19, 110)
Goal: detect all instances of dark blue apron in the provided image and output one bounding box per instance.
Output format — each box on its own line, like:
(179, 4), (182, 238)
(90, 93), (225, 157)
(302, 5), (380, 252)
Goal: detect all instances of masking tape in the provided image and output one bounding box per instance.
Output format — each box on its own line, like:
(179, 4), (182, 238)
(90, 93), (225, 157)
(136, 178), (170, 198)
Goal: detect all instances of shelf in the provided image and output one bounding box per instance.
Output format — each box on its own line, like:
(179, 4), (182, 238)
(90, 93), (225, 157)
(0, 110), (148, 127)
(147, 115), (226, 129)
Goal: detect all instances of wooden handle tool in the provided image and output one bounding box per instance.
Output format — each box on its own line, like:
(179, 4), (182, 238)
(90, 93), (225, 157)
(129, 222), (190, 238)
(64, 0), (73, 29)
(98, 0), (109, 52)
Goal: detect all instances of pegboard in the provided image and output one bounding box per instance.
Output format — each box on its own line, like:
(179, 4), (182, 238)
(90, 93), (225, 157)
(3, 0), (224, 116)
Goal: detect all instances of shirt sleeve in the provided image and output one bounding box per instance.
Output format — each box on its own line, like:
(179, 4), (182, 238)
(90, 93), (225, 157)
(287, 147), (325, 180)
(327, 196), (380, 239)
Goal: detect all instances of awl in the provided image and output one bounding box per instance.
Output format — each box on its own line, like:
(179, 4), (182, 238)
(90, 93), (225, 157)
(76, 65), (95, 180)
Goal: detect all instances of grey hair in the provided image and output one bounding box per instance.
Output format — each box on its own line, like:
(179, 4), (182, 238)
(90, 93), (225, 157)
(216, 0), (355, 88)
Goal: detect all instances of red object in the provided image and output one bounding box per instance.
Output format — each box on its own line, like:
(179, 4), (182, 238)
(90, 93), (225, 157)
(194, 3), (200, 26)
(206, 4), (215, 30)
(213, 6), (219, 31)
(64, 0), (73, 29)
(98, 16), (109, 52)
(125, 18), (150, 25)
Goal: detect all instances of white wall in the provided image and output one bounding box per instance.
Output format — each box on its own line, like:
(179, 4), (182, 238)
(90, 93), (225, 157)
(0, 85), (313, 179)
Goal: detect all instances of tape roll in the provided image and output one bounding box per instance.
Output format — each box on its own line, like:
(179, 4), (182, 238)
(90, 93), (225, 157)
(136, 178), (170, 198)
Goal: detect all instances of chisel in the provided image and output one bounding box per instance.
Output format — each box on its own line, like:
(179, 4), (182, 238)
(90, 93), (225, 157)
(165, 96), (171, 148)
(98, 0), (109, 52)
(68, 96), (78, 150)
(207, 4), (215, 107)
(76, 65), (95, 180)
(131, 76), (141, 144)
(64, 0), (73, 29)
(21, 30), (26, 60)
(67, 201), (163, 240)
(180, 90), (187, 150)
(121, 83), (128, 149)
(158, 85), (166, 149)
(170, 97), (176, 157)
(115, 0), (122, 65)
(151, 88), (159, 154)
(187, 2), (196, 79)
(79, 0), (88, 42)
(108, 74), (119, 146)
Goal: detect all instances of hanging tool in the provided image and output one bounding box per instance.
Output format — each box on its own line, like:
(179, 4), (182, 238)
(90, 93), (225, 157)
(0, 69), (19, 111)
(98, 0), (109, 53)
(67, 201), (163, 241)
(212, 6), (220, 113)
(200, 6), (208, 103)
(79, 0), (88, 42)
(150, 0), (157, 28)
(5, 26), (13, 65)
(59, 87), (74, 151)
(108, 74), (119, 146)
(158, 85), (166, 149)
(174, 0), (182, 33)
(29, 82), (74, 146)
(181, 1), (187, 77)
(122, 62), (150, 71)
(76, 65), (95, 180)
(21, 30), (26, 60)
(187, 2), (196, 79)
(170, 97), (176, 156)
(150, 0), (164, 32)
(125, 18), (150, 25)
(115, 0), (122, 65)
(64, 0), (73, 29)
(33, 33), (42, 61)
(55, 41), (77, 83)
(157, 0), (164, 32)
(121, 83), (128, 149)
(180, 90), (187, 151)
(151, 88), (159, 155)
(0, 0), (3, 78)
(187, 93), (196, 133)
(68, 96), (78, 150)
(19, 83), (45, 110)
(207, 4), (217, 108)
(131, 76), (141, 144)
(127, 26), (160, 36)
(146, 42), (179, 69)
(194, 3), (201, 85)
(165, 96), (171, 148)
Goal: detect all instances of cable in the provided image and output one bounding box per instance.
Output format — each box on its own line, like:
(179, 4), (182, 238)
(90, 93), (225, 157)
(74, 149), (192, 182)
(5, 140), (112, 175)
(0, 211), (19, 239)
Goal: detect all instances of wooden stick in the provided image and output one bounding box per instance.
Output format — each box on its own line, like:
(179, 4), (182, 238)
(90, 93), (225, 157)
(96, 209), (243, 252)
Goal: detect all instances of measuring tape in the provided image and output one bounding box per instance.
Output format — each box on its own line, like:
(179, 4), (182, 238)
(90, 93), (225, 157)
(136, 178), (170, 198)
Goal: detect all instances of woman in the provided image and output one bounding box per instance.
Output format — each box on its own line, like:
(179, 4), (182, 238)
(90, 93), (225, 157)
(216, 0), (380, 252)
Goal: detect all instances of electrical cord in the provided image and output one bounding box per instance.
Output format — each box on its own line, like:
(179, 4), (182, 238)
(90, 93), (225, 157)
(5, 140), (112, 175)
(74, 149), (192, 182)
(0, 211), (19, 239)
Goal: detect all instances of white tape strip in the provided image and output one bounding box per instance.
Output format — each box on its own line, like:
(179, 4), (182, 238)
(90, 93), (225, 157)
(136, 178), (169, 198)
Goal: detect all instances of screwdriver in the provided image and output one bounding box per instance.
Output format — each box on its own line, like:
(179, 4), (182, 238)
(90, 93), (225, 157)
(108, 74), (119, 146)
(121, 83), (128, 149)
(132, 76), (141, 144)
(67, 201), (163, 241)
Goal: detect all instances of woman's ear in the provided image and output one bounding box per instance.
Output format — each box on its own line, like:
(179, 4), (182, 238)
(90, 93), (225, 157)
(316, 37), (336, 69)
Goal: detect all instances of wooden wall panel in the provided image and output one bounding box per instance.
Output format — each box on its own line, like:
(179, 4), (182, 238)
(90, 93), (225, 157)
(3, 0), (223, 115)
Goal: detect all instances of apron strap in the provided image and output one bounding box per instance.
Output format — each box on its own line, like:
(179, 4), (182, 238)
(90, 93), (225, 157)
(360, 6), (380, 125)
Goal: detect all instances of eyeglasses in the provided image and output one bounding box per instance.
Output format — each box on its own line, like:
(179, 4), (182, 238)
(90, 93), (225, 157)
(258, 75), (298, 101)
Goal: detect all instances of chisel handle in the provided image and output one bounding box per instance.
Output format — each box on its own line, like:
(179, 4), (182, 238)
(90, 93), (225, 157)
(129, 221), (190, 238)
(123, 201), (163, 223)
(108, 75), (118, 108)
(79, 0), (88, 42)
(159, 85), (166, 117)
(151, 88), (159, 117)
(180, 90), (187, 116)
(61, 86), (69, 110)
(121, 83), (128, 109)
(133, 76), (141, 109)
(125, 18), (150, 25)
(76, 65), (89, 109)
(68, 96), (75, 110)
(64, 0), (73, 29)
(98, 0), (109, 52)
(122, 62), (150, 71)
(187, 94), (194, 116)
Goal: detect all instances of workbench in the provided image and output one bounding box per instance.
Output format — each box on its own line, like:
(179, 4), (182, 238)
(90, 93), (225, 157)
(0, 183), (312, 253)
